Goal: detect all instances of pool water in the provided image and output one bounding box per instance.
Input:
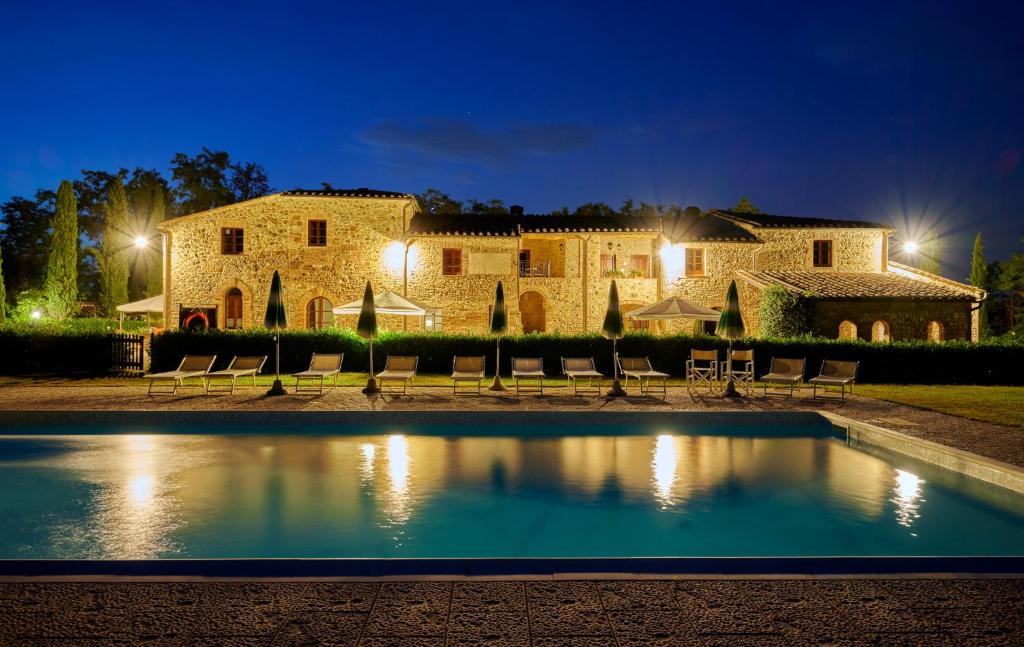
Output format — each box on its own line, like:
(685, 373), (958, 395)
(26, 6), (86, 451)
(1, 423), (1023, 559)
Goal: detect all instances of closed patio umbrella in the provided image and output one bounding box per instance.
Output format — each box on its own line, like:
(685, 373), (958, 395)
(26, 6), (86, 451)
(602, 280), (627, 397)
(263, 271), (287, 396)
(717, 280), (746, 398)
(356, 281), (380, 394)
(489, 280), (508, 391)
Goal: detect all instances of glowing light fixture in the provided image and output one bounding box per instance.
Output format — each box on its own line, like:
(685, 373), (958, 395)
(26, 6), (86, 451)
(30, 310), (42, 320)
(660, 244), (685, 279)
(134, 235), (149, 249)
(382, 241), (406, 276)
(903, 240), (919, 254)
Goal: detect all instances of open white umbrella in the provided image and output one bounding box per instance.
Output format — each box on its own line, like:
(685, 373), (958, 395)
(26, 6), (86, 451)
(116, 294), (164, 330)
(333, 291), (432, 316)
(626, 296), (720, 321)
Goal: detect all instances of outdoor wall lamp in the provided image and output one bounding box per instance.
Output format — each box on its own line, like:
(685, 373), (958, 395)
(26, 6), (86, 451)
(903, 240), (919, 254)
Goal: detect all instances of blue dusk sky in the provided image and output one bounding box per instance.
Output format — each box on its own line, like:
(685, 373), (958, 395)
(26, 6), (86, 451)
(1, 1), (1021, 277)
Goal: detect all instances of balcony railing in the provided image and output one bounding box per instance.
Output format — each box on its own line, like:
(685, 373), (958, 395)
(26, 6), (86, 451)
(519, 260), (553, 277)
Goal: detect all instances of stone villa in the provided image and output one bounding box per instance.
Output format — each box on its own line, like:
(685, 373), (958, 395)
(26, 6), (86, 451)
(157, 188), (984, 341)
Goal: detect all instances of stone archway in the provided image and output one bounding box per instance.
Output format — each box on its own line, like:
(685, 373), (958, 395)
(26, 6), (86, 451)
(519, 291), (546, 333)
(871, 320), (891, 342)
(838, 320), (857, 340)
(927, 320), (945, 342)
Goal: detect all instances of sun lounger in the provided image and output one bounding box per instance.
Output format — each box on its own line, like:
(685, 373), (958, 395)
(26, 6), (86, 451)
(810, 359), (859, 400)
(451, 355), (486, 395)
(719, 349), (755, 395)
(561, 357), (604, 396)
(686, 349), (719, 392)
(762, 357), (806, 397)
(617, 357), (669, 396)
(204, 355), (267, 394)
(146, 355), (216, 396)
(376, 355), (418, 394)
(511, 357), (546, 394)
(293, 353), (343, 394)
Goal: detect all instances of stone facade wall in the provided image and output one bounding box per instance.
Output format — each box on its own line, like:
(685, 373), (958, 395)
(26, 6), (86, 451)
(753, 228), (886, 272)
(161, 195), (972, 342)
(811, 300), (972, 341)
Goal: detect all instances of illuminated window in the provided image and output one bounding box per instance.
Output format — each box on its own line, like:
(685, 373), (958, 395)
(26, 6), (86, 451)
(307, 220), (327, 246)
(306, 297), (333, 329)
(927, 320), (944, 342)
(871, 320), (891, 342)
(838, 320), (858, 340)
(813, 240), (833, 267)
(629, 255), (650, 277)
(442, 248), (462, 275)
(224, 288), (243, 329)
(424, 311), (443, 332)
(600, 254), (616, 274)
(221, 228), (243, 255)
(685, 248), (705, 277)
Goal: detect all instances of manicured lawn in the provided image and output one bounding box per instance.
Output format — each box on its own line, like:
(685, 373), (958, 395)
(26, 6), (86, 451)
(854, 384), (1024, 428)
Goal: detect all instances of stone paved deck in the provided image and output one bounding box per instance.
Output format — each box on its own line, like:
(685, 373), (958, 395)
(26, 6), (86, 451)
(0, 383), (1020, 467)
(1, 579), (1023, 645)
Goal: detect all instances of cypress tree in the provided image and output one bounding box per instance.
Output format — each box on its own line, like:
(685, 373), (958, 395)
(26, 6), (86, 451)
(144, 187), (165, 297)
(0, 250), (6, 326)
(970, 233), (987, 338)
(44, 180), (79, 318)
(99, 175), (130, 316)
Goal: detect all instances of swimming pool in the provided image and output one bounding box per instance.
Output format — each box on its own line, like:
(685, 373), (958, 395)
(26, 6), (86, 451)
(1, 415), (1023, 562)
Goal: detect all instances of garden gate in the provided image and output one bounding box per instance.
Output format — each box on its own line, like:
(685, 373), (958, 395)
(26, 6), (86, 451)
(110, 332), (146, 374)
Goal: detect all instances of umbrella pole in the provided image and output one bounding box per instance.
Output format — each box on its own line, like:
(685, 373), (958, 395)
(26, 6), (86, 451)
(489, 336), (506, 391)
(363, 338), (379, 394)
(723, 338), (740, 398)
(267, 329), (287, 395)
(606, 337), (626, 397)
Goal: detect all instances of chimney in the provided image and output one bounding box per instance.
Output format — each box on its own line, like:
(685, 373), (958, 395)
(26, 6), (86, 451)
(509, 205), (524, 216)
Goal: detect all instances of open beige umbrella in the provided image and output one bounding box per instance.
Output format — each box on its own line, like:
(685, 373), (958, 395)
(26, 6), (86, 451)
(332, 291), (432, 316)
(116, 294), (164, 330)
(626, 296), (720, 321)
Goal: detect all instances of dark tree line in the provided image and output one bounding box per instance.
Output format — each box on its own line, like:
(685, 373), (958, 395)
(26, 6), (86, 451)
(0, 149), (270, 309)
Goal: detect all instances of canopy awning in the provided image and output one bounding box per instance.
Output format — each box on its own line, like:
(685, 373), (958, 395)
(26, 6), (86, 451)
(332, 291), (437, 316)
(116, 295), (164, 314)
(625, 296), (720, 321)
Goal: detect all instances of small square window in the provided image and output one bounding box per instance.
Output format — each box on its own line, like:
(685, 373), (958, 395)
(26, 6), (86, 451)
(442, 248), (462, 275)
(629, 255), (650, 277)
(685, 248), (705, 277)
(308, 220), (327, 246)
(221, 228), (243, 255)
(424, 311), (443, 332)
(813, 240), (833, 267)
(600, 254), (616, 275)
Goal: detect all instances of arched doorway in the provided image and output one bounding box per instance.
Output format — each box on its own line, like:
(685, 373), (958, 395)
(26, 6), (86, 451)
(224, 288), (243, 329)
(519, 291), (546, 333)
(838, 320), (857, 340)
(306, 297), (334, 329)
(927, 320), (944, 342)
(871, 320), (890, 342)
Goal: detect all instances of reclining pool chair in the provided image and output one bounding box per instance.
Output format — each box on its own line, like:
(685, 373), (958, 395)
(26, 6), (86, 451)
(511, 357), (545, 394)
(810, 359), (859, 400)
(617, 356), (669, 396)
(561, 357), (604, 396)
(762, 357), (806, 397)
(451, 355), (486, 395)
(204, 355), (267, 394)
(293, 353), (344, 394)
(376, 356), (418, 394)
(686, 349), (719, 393)
(145, 355), (216, 396)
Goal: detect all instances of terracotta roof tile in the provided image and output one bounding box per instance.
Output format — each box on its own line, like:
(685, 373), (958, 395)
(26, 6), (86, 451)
(282, 188), (413, 199)
(739, 270), (976, 301)
(712, 209), (890, 229)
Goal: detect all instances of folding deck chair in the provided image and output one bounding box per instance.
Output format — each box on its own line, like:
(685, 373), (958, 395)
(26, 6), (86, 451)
(451, 355), (486, 395)
(293, 353), (343, 394)
(561, 357), (604, 396)
(809, 359), (859, 400)
(762, 357), (806, 397)
(511, 357), (546, 394)
(145, 355), (216, 396)
(376, 356), (418, 394)
(204, 355), (267, 394)
(686, 349), (719, 393)
(617, 357), (669, 396)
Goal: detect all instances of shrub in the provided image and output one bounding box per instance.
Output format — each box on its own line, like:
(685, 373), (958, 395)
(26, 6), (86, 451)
(758, 285), (813, 338)
(147, 329), (1024, 385)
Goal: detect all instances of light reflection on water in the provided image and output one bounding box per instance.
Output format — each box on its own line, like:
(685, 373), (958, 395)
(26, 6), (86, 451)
(1, 432), (1022, 559)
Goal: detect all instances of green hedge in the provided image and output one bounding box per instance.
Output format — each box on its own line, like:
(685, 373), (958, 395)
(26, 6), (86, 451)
(148, 329), (1024, 385)
(0, 328), (114, 374)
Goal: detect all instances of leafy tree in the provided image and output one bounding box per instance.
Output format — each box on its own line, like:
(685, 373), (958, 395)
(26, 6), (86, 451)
(465, 198), (508, 215)
(98, 175), (130, 315)
(732, 197), (762, 214)
(44, 181), (79, 318)
(683, 205), (702, 218)
(970, 233), (988, 337)
(0, 193), (52, 301)
(757, 285), (813, 337)
(171, 148), (271, 215)
(125, 170), (171, 300)
(549, 206), (570, 217)
(74, 169), (119, 240)
(572, 202), (616, 218)
(417, 188), (462, 215)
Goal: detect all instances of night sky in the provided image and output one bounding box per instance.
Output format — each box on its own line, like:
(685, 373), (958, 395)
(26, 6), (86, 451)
(2, 1), (1021, 277)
